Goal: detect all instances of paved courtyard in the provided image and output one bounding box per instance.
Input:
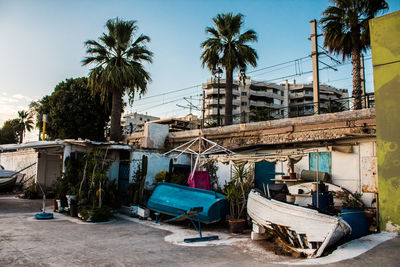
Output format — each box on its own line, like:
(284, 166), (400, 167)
(0, 196), (399, 266)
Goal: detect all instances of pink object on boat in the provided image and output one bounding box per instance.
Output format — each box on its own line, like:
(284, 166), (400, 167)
(188, 171), (211, 190)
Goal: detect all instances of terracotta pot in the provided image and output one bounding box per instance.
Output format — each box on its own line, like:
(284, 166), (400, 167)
(69, 203), (78, 217)
(289, 173), (296, 179)
(282, 175), (290, 180)
(53, 199), (58, 212)
(228, 219), (246, 233)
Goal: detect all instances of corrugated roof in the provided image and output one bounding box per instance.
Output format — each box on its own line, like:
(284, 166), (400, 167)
(0, 139), (132, 153)
(0, 141), (64, 152)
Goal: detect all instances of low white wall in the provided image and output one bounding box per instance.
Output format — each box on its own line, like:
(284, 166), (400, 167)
(0, 149), (38, 186)
(215, 162), (232, 188)
(130, 151), (190, 189)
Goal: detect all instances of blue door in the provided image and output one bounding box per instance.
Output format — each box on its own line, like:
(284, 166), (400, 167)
(254, 161), (276, 191)
(118, 162), (130, 199)
(309, 152), (332, 175)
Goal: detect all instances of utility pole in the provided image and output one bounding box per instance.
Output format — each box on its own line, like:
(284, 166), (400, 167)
(360, 53), (366, 108)
(213, 67), (223, 126)
(202, 90), (205, 129)
(310, 19), (320, 115)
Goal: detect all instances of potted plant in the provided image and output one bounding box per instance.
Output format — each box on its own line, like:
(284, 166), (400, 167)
(224, 164), (254, 233)
(53, 176), (68, 212)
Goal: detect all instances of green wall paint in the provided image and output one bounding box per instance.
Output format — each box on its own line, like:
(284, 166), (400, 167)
(370, 11), (400, 232)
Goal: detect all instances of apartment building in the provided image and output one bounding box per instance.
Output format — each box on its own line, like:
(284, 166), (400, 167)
(282, 81), (349, 117)
(202, 77), (285, 124)
(122, 112), (160, 134)
(202, 77), (349, 124)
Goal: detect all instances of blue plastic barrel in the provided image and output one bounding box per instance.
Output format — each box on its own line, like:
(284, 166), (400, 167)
(311, 191), (333, 211)
(340, 208), (368, 239)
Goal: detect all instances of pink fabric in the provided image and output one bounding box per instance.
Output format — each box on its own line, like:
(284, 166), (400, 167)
(188, 171), (211, 190)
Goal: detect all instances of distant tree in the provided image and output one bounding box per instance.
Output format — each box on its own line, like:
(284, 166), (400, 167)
(249, 107), (274, 122)
(82, 18), (153, 141)
(201, 13), (258, 125)
(325, 99), (346, 113)
(0, 119), (20, 144)
(320, 0), (388, 110)
(36, 77), (111, 141)
(17, 110), (34, 143)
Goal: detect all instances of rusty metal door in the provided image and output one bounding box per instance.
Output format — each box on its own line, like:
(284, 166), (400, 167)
(361, 156), (378, 193)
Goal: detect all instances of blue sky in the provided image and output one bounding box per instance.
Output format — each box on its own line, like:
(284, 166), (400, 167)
(1, 0), (399, 126)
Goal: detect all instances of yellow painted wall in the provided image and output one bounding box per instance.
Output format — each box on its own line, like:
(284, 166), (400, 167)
(370, 11), (400, 233)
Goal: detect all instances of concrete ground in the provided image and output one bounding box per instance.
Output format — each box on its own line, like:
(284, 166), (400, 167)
(0, 195), (399, 267)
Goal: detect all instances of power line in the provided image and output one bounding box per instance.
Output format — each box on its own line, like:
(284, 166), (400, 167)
(247, 56), (310, 75)
(132, 55), (371, 105)
(134, 91), (199, 109)
(131, 53), (373, 114)
(136, 92), (201, 113)
(132, 84), (201, 103)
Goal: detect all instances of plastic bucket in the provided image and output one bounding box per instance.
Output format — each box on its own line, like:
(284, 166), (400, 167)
(340, 208), (368, 239)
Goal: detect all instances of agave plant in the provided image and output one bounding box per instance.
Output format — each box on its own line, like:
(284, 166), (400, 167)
(225, 164), (254, 219)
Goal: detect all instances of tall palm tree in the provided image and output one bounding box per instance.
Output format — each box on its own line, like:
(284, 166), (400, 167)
(17, 110), (34, 143)
(82, 18), (153, 141)
(201, 13), (258, 125)
(320, 0), (388, 110)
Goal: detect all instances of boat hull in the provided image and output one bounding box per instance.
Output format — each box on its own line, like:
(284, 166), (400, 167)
(0, 177), (17, 191)
(247, 190), (351, 258)
(147, 182), (228, 224)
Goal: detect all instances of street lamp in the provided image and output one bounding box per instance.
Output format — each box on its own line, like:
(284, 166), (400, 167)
(213, 67), (223, 126)
(42, 114), (48, 141)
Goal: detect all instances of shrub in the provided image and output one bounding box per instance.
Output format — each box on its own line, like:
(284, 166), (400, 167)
(155, 170), (168, 183)
(23, 182), (41, 199)
(78, 205), (113, 222)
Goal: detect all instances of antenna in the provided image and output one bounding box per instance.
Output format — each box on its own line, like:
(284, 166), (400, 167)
(176, 96), (201, 114)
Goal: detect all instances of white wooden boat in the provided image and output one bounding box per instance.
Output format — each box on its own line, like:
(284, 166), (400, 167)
(247, 190), (351, 258)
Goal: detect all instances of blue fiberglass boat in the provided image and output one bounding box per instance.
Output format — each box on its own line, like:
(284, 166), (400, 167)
(147, 182), (228, 224)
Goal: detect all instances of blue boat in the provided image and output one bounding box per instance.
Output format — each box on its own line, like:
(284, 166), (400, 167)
(147, 182), (228, 224)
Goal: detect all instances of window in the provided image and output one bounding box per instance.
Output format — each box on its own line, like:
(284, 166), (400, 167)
(309, 152), (331, 175)
(241, 92), (247, 96)
(241, 101), (248, 106)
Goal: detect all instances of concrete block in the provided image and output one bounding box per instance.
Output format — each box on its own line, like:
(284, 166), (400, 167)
(137, 207), (150, 218)
(252, 222), (266, 233)
(251, 232), (267, 241)
(130, 205), (139, 215)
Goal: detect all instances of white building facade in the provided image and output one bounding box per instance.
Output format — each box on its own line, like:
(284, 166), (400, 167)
(202, 78), (349, 124)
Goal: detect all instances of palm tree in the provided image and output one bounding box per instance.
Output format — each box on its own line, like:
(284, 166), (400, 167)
(320, 0), (388, 110)
(82, 18), (153, 141)
(201, 13), (258, 125)
(17, 110), (34, 143)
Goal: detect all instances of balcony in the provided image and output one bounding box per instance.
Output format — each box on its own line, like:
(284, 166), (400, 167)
(250, 90), (283, 99)
(205, 99), (240, 106)
(205, 88), (240, 96)
(206, 108), (241, 116)
(249, 100), (281, 109)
